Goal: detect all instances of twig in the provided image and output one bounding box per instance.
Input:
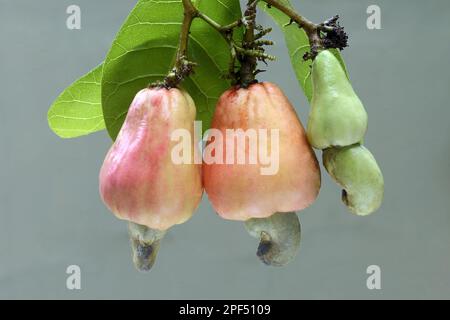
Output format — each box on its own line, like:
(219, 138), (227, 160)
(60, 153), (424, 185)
(261, 0), (348, 60)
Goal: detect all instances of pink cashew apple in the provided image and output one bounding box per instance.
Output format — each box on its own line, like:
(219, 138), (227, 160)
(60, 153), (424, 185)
(203, 82), (321, 221)
(99, 87), (203, 232)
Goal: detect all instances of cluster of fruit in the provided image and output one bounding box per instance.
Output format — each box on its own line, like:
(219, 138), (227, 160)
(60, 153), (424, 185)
(98, 49), (383, 269)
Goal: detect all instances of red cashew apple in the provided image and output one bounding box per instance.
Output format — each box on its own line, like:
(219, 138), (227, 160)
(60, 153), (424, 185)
(203, 82), (321, 266)
(203, 82), (321, 220)
(99, 87), (203, 270)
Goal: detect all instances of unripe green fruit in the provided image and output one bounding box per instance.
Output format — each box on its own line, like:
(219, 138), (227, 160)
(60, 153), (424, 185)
(323, 144), (384, 216)
(307, 50), (368, 149)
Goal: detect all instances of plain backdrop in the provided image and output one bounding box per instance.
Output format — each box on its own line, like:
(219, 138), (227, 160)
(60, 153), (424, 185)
(1, 0), (449, 299)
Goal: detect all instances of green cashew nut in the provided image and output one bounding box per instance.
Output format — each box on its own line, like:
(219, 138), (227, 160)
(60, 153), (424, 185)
(244, 212), (301, 267)
(323, 144), (384, 216)
(128, 222), (166, 272)
(307, 50), (368, 149)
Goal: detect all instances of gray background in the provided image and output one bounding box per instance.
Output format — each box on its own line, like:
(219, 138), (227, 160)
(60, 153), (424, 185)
(0, 0), (449, 299)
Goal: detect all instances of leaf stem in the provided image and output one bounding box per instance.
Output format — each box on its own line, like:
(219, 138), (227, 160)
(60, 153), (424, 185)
(176, 0), (197, 61)
(197, 12), (242, 33)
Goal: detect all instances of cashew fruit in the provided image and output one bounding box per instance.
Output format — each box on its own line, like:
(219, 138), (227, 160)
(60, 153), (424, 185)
(99, 87), (203, 231)
(203, 82), (321, 221)
(245, 212), (301, 267)
(307, 50), (368, 149)
(323, 144), (384, 215)
(128, 222), (165, 272)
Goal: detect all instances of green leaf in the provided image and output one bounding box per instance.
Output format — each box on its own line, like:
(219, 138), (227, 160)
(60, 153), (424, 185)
(260, 0), (348, 102)
(102, 0), (242, 140)
(48, 64), (105, 138)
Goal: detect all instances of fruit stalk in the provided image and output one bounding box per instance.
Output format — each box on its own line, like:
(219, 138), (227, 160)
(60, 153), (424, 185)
(239, 0), (258, 88)
(161, 0), (197, 88)
(261, 0), (348, 58)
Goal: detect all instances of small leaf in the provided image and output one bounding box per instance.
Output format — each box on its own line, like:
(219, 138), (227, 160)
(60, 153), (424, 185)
(260, 0), (348, 102)
(48, 64), (105, 138)
(102, 0), (242, 140)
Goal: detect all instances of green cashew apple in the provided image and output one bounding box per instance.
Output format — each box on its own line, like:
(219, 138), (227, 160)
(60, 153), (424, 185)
(307, 50), (368, 149)
(323, 144), (384, 215)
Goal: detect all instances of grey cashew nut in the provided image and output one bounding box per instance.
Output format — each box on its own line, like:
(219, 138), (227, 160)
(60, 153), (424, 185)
(323, 144), (384, 216)
(244, 212), (301, 267)
(128, 222), (166, 272)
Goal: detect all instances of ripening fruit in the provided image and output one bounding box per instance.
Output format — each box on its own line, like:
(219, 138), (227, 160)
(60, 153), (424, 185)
(307, 50), (368, 149)
(99, 87), (203, 231)
(203, 82), (321, 221)
(323, 144), (384, 215)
